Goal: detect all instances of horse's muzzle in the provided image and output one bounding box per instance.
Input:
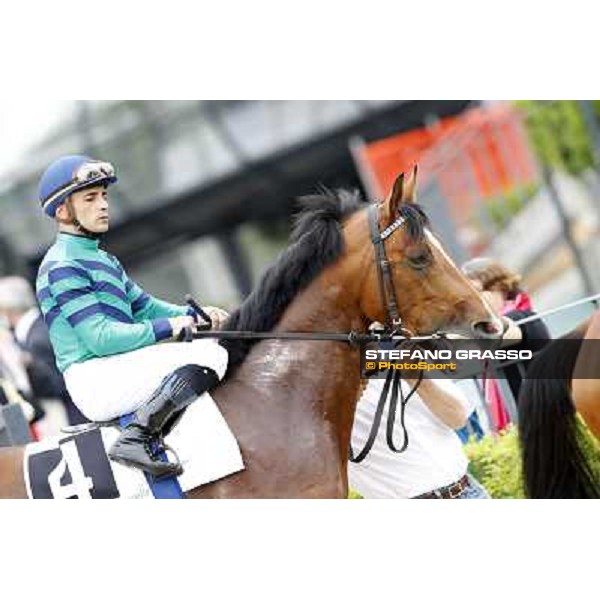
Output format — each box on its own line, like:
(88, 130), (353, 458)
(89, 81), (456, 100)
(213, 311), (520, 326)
(471, 319), (504, 340)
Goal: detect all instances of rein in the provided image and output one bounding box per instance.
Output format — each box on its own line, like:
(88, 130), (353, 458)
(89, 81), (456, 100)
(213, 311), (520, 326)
(188, 329), (443, 344)
(348, 368), (424, 463)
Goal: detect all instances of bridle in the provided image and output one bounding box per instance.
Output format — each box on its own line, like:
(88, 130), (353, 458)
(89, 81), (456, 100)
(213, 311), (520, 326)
(368, 202), (406, 334)
(347, 203), (424, 463)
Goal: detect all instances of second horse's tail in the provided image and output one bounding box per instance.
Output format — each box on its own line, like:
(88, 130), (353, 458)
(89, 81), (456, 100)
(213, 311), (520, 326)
(518, 334), (600, 499)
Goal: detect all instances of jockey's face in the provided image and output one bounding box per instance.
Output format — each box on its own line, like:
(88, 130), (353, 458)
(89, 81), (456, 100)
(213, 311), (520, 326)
(61, 185), (110, 233)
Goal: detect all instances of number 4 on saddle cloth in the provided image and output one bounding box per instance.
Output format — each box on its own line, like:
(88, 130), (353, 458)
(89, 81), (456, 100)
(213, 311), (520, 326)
(23, 393), (244, 499)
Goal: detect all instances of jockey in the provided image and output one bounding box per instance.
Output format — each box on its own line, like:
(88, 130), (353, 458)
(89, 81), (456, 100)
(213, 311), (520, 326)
(35, 155), (229, 479)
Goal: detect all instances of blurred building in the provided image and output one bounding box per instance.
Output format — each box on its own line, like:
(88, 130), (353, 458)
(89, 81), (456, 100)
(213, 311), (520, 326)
(0, 100), (473, 308)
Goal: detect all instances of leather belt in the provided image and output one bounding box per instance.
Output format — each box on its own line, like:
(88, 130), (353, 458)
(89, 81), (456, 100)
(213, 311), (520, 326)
(414, 474), (471, 499)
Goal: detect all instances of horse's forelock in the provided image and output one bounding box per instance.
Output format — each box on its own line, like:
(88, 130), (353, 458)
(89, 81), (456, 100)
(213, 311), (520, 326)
(397, 203), (430, 243)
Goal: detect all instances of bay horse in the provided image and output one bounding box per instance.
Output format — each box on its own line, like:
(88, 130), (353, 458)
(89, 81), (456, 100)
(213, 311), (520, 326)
(519, 310), (600, 498)
(0, 169), (500, 498)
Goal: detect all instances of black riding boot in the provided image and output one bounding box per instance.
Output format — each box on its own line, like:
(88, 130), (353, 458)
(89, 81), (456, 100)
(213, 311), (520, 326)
(108, 365), (220, 479)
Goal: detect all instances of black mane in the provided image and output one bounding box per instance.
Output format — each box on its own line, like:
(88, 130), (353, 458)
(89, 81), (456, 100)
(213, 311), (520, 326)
(220, 191), (429, 377)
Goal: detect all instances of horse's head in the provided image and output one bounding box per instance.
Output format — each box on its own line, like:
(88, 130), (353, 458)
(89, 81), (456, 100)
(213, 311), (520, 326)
(359, 167), (502, 339)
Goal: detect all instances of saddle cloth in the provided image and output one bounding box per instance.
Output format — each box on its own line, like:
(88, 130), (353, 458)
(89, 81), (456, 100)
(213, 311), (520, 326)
(24, 393), (245, 499)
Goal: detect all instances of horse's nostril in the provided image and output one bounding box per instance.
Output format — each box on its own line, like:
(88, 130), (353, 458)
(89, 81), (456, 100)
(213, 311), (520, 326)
(471, 320), (502, 339)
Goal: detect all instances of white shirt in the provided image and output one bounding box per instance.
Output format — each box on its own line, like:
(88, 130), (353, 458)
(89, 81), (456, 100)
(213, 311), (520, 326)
(0, 327), (31, 395)
(14, 307), (40, 346)
(349, 377), (474, 499)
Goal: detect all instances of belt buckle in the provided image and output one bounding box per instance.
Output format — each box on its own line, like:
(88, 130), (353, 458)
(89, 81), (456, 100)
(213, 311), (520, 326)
(447, 481), (462, 499)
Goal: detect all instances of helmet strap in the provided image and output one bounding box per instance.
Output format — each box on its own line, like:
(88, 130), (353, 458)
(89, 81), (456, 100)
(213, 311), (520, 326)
(59, 197), (102, 240)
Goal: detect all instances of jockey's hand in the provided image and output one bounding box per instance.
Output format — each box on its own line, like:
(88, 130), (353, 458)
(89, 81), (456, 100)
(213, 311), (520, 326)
(202, 306), (230, 330)
(168, 315), (196, 339)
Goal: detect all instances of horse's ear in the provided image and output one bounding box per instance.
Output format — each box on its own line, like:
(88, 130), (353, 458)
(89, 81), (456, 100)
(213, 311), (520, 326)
(402, 164), (418, 204)
(383, 172), (405, 224)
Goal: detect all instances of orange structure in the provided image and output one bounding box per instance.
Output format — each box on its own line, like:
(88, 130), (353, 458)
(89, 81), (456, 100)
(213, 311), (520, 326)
(360, 103), (538, 208)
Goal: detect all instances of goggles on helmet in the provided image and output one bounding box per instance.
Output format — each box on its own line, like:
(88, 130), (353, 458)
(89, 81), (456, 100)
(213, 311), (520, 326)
(73, 161), (116, 185)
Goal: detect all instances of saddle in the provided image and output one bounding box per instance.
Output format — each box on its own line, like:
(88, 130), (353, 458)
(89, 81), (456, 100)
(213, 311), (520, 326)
(25, 394), (244, 499)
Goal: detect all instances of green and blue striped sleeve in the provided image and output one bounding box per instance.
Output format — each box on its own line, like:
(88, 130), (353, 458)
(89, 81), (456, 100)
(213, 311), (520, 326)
(123, 273), (193, 322)
(47, 261), (173, 356)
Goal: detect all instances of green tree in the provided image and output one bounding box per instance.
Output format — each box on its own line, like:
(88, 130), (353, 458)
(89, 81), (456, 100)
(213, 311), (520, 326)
(516, 100), (598, 175)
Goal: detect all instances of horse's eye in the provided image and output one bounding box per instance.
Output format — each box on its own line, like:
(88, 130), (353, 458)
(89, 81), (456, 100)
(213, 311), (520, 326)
(406, 249), (432, 270)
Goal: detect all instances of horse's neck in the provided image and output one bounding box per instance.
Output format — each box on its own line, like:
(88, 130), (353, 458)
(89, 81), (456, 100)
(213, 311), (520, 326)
(205, 226), (372, 496)
(269, 260), (368, 457)
(277, 268), (367, 335)
(224, 253), (367, 447)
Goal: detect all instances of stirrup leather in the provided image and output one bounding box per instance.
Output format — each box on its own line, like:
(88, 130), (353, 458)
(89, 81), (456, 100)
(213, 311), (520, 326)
(147, 434), (183, 472)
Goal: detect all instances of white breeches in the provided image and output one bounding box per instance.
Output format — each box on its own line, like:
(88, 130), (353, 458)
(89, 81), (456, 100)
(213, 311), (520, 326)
(63, 339), (228, 422)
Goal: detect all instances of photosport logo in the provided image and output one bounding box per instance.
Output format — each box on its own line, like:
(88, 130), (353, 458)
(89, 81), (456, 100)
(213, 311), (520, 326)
(364, 347), (459, 374)
(359, 339), (536, 380)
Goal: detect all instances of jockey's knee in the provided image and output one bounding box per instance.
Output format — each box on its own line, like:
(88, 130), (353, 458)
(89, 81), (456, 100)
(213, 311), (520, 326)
(73, 401), (107, 423)
(173, 364), (220, 394)
(213, 343), (229, 379)
(189, 340), (228, 380)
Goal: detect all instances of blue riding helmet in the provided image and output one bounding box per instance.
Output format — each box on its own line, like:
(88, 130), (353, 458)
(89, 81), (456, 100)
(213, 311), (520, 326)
(38, 155), (118, 217)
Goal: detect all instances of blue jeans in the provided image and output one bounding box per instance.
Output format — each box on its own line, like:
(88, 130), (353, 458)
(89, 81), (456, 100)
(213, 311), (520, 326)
(456, 474), (490, 499)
